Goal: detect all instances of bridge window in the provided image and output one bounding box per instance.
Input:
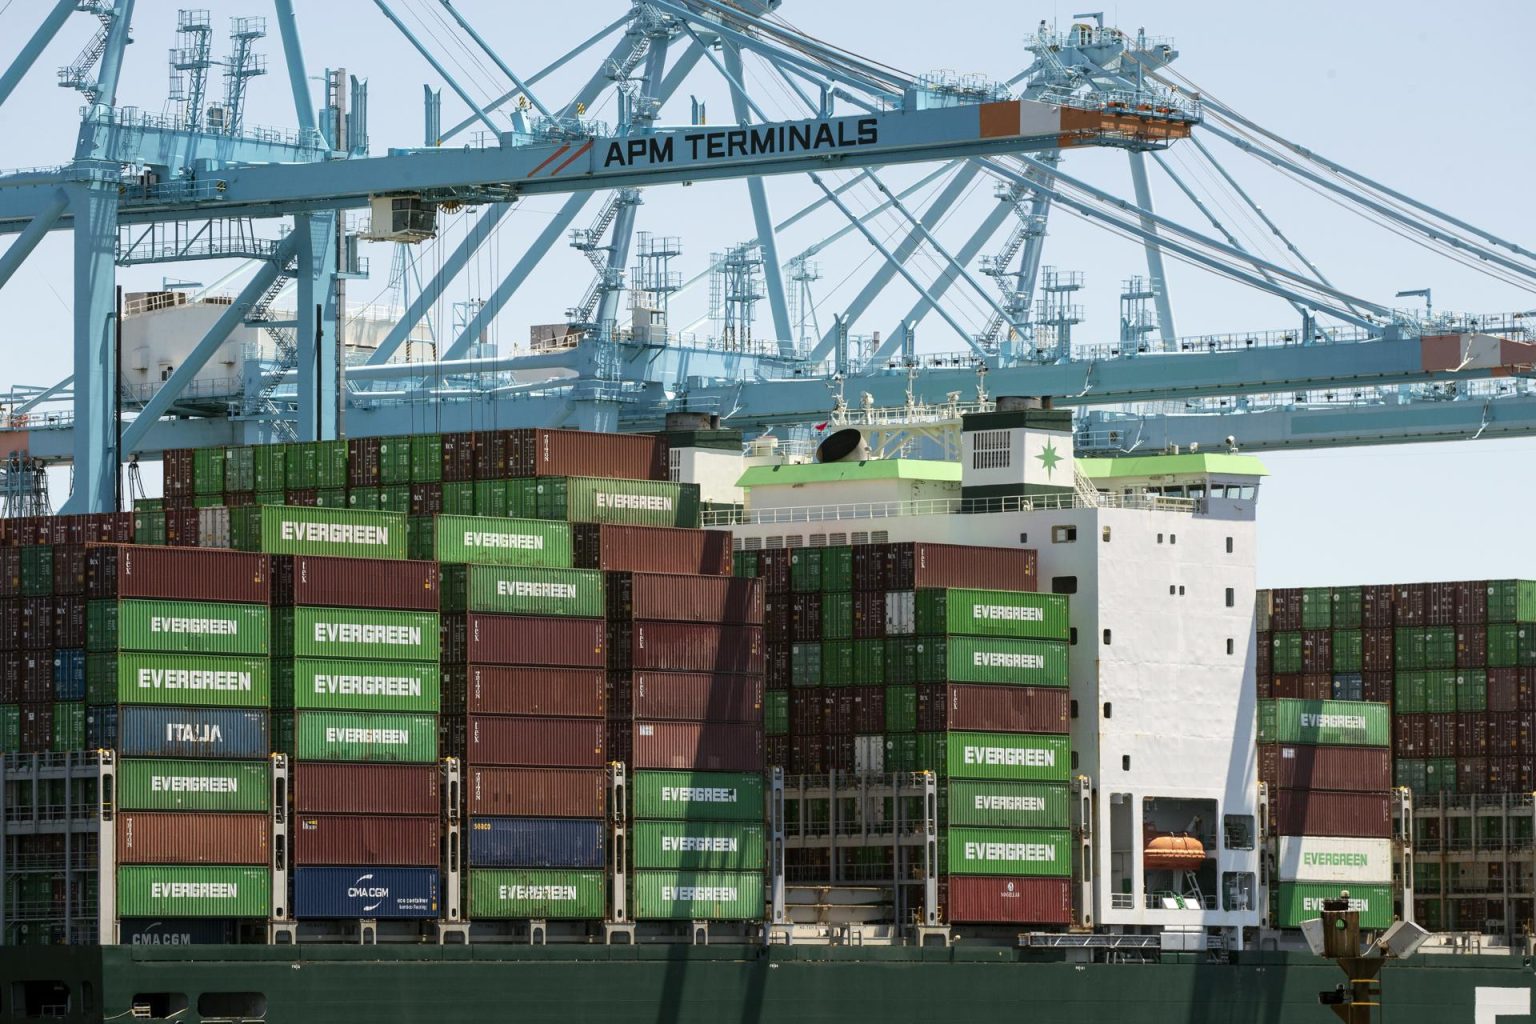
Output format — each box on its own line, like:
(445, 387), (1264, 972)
(1226, 536), (1234, 554)
(1051, 576), (1078, 594)
(1226, 587), (1236, 607)
(1227, 638), (1235, 656)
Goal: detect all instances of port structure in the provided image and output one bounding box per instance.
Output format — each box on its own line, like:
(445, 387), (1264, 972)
(0, 4), (1533, 511)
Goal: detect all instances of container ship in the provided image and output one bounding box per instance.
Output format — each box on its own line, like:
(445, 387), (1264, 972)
(2, 407), (1533, 1024)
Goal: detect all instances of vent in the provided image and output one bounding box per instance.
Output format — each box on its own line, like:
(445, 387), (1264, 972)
(972, 429), (1010, 469)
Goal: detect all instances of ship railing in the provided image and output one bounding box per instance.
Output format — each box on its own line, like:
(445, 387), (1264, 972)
(705, 490), (1199, 526)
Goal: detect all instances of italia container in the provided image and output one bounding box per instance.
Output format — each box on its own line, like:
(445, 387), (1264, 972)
(631, 771), (763, 821)
(272, 606), (440, 662)
(571, 524), (732, 576)
(945, 781), (1071, 829)
(946, 827), (1072, 876)
(912, 589), (1069, 641)
(117, 865), (271, 918)
(1258, 744), (1392, 792)
(622, 672), (762, 724)
(467, 716), (605, 768)
(615, 622), (765, 675)
(917, 635), (1069, 688)
(947, 876), (1072, 925)
(1257, 699), (1390, 747)
(270, 555), (439, 611)
(116, 707), (269, 759)
(86, 600), (270, 655)
(468, 817), (604, 868)
(86, 546), (271, 604)
(439, 564), (604, 617)
(109, 652), (271, 708)
(117, 759), (269, 813)
(633, 870), (764, 920)
(620, 722), (764, 773)
(632, 820), (766, 871)
(293, 763), (441, 815)
(295, 814), (440, 866)
(943, 732), (1071, 782)
(1270, 791), (1392, 838)
(117, 812), (269, 865)
(1275, 837), (1394, 884)
(279, 659), (439, 713)
(467, 868), (604, 919)
(1272, 883), (1393, 929)
(286, 711), (438, 763)
(237, 505), (406, 560)
(916, 684), (1069, 734)
(419, 515), (573, 568)
(607, 572), (764, 625)
(535, 477), (701, 529)
(293, 867), (441, 919)
(451, 613), (604, 668)
(467, 767), (605, 818)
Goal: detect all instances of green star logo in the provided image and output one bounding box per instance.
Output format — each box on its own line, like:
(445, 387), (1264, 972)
(1035, 441), (1063, 477)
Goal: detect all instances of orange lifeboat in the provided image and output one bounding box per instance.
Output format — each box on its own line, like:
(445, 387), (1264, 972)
(1144, 834), (1206, 872)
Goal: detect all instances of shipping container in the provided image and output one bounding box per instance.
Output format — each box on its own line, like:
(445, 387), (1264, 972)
(520, 428), (668, 481)
(571, 524), (732, 576)
(118, 918), (237, 945)
(116, 865), (270, 918)
(882, 542), (1037, 592)
(632, 870), (763, 920)
(632, 820), (765, 871)
(945, 780), (1071, 829)
(910, 635), (1070, 688)
(1257, 744), (1391, 793)
(942, 732), (1071, 782)
(1486, 580), (1536, 623)
(105, 652), (270, 708)
(616, 671), (763, 724)
(1270, 791), (1392, 838)
(467, 767), (605, 818)
(946, 875), (1073, 925)
(611, 621), (764, 675)
(617, 721), (764, 773)
(453, 665), (605, 718)
(278, 658), (439, 714)
(285, 711), (438, 763)
(86, 545), (270, 604)
(466, 716), (605, 768)
(237, 505), (406, 560)
(117, 759), (269, 813)
(294, 814), (439, 866)
(916, 684), (1069, 734)
(293, 866), (441, 919)
(418, 515), (573, 568)
(1275, 836), (1394, 884)
(439, 564), (603, 618)
(1256, 699), (1390, 747)
(272, 606), (439, 662)
(946, 827), (1072, 877)
(606, 572), (763, 625)
(117, 812), (269, 865)
(467, 817), (604, 868)
(631, 770), (764, 821)
(270, 555), (439, 610)
(535, 477), (701, 529)
(467, 868), (604, 919)
(292, 763), (441, 815)
(911, 589), (1069, 641)
(115, 707), (269, 759)
(1272, 882), (1393, 929)
(87, 599), (270, 656)
(444, 613), (605, 668)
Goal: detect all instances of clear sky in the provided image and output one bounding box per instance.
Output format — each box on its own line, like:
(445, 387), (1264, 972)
(0, 0), (1532, 587)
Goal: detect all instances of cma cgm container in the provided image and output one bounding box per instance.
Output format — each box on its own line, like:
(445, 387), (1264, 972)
(234, 505), (407, 560)
(116, 759), (270, 813)
(293, 867), (441, 919)
(630, 771), (764, 821)
(467, 868), (604, 919)
(270, 555), (439, 610)
(292, 763), (441, 815)
(116, 865), (271, 918)
(86, 546), (271, 604)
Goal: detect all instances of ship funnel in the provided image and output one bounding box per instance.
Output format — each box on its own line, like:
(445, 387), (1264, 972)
(815, 428), (870, 464)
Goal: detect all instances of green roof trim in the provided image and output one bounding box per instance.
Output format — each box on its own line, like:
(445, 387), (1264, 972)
(1078, 453), (1268, 479)
(738, 459), (962, 488)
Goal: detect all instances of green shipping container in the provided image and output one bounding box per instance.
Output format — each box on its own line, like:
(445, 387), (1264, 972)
(1486, 580), (1536, 623)
(1395, 626), (1456, 670)
(1394, 672), (1427, 714)
(20, 547), (52, 595)
(51, 703), (84, 751)
(473, 480), (532, 520)
(272, 607), (440, 662)
(1332, 631), (1363, 673)
(914, 589), (1070, 641)
(886, 685), (917, 733)
(87, 600), (270, 656)
(0, 705), (18, 751)
(286, 710), (438, 763)
(252, 445), (286, 492)
(821, 641), (854, 686)
(789, 549), (822, 593)
(632, 821), (766, 871)
(468, 869), (604, 919)
(441, 482), (476, 516)
(1272, 882), (1393, 929)
(193, 447), (225, 495)
(134, 511), (167, 546)
(1487, 624), (1536, 667)
(633, 870), (763, 920)
(1256, 699), (1390, 747)
(439, 564), (604, 618)
(421, 515), (573, 568)
(631, 771), (764, 821)
(789, 643), (821, 687)
(536, 477), (702, 529)
(348, 488), (381, 511)
(821, 591), (854, 641)
(117, 759), (270, 812)
(851, 639), (884, 684)
(764, 691), (788, 735)
(946, 780), (1071, 829)
(1423, 670), (1458, 714)
(1300, 587), (1332, 629)
(919, 635), (1070, 688)
(117, 865), (271, 918)
(1331, 587), (1363, 630)
(278, 659), (440, 713)
(819, 547), (853, 592)
(946, 827), (1072, 877)
(1455, 670), (1487, 712)
(410, 434), (442, 483)
(943, 732), (1071, 782)
(224, 447), (255, 492)
(378, 436), (414, 485)
(110, 652), (271, 708)
(248, 505), (407, 560)
(1272, 632), (1303, 674)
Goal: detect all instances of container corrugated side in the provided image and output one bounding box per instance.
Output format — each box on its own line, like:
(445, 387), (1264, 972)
(1272, 883), (1393, 929)
(271, 555), (439, 610)
(467, 817), (604, 868)
(293, 867), (441, 919)
(440, 564), (603, 617)
(945, 827), (1072, 876)
(942, 732), (1071, 782)
(945, 781), (1070, 829)
(632, 870), (763, 920)
(524, 428), (667, 481)
(1274, 836), (1394, 884)
(87, 600), (270, 656)
(111, 652), (270, 708)
(916, 684), (1069, 734)
(467, 716), (604, 768)
(458, 665), (605, 718)
(289, 710), (438, 763)
(273, 606), (439, 663)
(87, 545), (271, 604)
(116, 759), (269, 812)
(116, 707), (269, 759)
(1257, 744), (1391, 792)
(572, 524), (732, 576)
(424, 515), (573, 567)
(621, 622), (764, 675)
(251, 505), (406, 560)
(116, 865), (271, 918)
(292, 763), (441, 815)
(294, 814), (440, 866)
(467, 869), (604, 919)
(930, 635), (1069, 687)
(624, 672), (762, 723)
(630, 770), (764, 821)
(631, 820), (765, 871)
(280, 658), (439, 713)
(607, 572), (763, 625)
(452, 613), (605, 668)
(620, 721), (764, 773)
(915, 589), (1069, 640)
(1257, 699), (1390, 747)
(545, 477), (701, 529)
(467, 767), (605, 818)
(946, 876), (1072, 925)
(118, 812), (269, 865)
(1270, 791), (1392, 838)
(894, 542), (1037, 592)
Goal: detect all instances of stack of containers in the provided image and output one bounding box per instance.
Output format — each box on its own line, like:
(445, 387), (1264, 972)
(255, 508), (443, 923)
(1257, 697), (1394, 930)
(82, 544), (275, 927)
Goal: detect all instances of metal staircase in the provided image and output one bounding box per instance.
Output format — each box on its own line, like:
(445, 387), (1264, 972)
(567, 190), (639, 327)
(56, 5), (117, 99)
(245, 268), (300, 440)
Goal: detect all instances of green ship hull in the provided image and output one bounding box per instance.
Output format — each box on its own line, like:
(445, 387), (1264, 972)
(3, 945), (1531, 1024)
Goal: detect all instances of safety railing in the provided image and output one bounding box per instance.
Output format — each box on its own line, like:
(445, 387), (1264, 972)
(702, 489), (1198, 527)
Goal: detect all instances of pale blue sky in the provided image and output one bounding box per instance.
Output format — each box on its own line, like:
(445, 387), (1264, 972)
(0, 0), (1531, 587)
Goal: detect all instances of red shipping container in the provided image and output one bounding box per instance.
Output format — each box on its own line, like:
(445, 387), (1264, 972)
(1269, 791), (1391, 838)
(606, 572), (763, 625)
(946, 876), (1073, 925)
(441, 432), (477, 482)
(445, 614), (605, 668)
(14, 653), (51, 702)
(1256, 632), (1272, 679)
(467, 715), (605, 768)
(118, 812), (269, 865)
(1362, 671), (1393, 704)
(1455, 581), (1488, 625)
(347, 437), (381, 488)
(1270, 589), (1302, 631)
(788, 733), (823, 773)
(1270, 675), (1302, 700)
(1255, 676), (1275, 701)
(1426, 583), (1458, 626)
(612, 621), (764, 675)
(294, 814), (439, 866)
(850, 545), (889, 593)
(0, 549), (19, 595)
(18, 703), (52, 752)
(852, 591), (886, 640)
(410, 484), (444, 518)
(1456, 627), (1488, 668)
(51, 545), (86, 595)
(1426, 713), (1457, 757)
(790, 696), (824, 736)
(1518, 711), (1536, 752)
(763, 600), (790, 644)
(1457, 758), (1488, 796)
(270, 555), (438, 611)
(164, 508), (201, 547)
(757, 551), (791, 594)
(790, 593), (822, 642)
(765, 647), (790, 691)
(474, 429), (513, 479)
(53, 596), (85, 649)
(292, 763), (441, 815)
(1258, 744), (1391, 792)
(765, 734), (788, 768)
(1488, 668), (1521, 712)
(456, 665), (605, 718)
(916, 684), (1070, 734)
(1487, 756), (1521, 793)
(614, 721), (763, 772)
(1456, 714), (1489, 757)
(163, 449), (195, 497)
(466, 766), (605, 818)
(824, 732), (854, 771)
(1361, 628), (1394, 672)
(573, 524), (732, 576)
(883, 542), (1037, 593)
(614, 671), (763, 723)
(1299, 673), (1332, 701)
(520, 428), (667, 481)
(1394, 714), (1426, 756)
(1522, 670), (1536, 712)
(1394, 584), (1427, 626)
(18, 597), (52, 650)
(1489, 714), (1521, 755)
(282, 490), (318, 508)
(1300, 630), (1332, 674)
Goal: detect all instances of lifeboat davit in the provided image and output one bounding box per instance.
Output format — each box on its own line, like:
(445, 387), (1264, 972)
(1144, 834), (1206, 871)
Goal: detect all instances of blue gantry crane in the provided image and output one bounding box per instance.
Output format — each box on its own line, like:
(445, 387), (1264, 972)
(0, 1), (1531, 512)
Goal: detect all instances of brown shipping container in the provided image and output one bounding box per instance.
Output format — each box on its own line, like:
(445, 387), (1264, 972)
(946, 876), (1073, 925)
(617, 721), (764, 772)
(466, 767), (605, 818)
(1270, 589), (1302, 631)
(1426, 583), (1458, 626)
(52, 545), (86, 595)
(1299, 674), (1332, 701)
(608, 573), (764, 625)
(614, 671), (763, 723)
(1269, 791), (1392, 838)
(442, 432), (477, 482)
(916, 684), (1070, 734)
(1300, 630), (1332, 673)
(573, 524), (732, 576)
(1455, 581), (1488, 625)
(1362, 629), (1394, 672)
(1395, 584), (1427, 626)
(757, 551), (790, 594)
(292, 763), (441, 815)
(1257, 745), (1391, 792)
(615, 621), (765, 675)
(1458, 758), (1488, 795)
(1456, 626), (1487, 668)
(270, 555), (439, 611)
(467, 715), (605, 767)
(459, 665), (605, 718)
(1362, 671), (1393, 704)
(523, 428), (667, 481)
(886, 542), (1037, 592)
(454, 614), (605, 668)
(87, 545), (271, 603)
(1426, 713), (1456, 758)
(1489, 668), (1521, 712)
(1361, 585), (1395, 628)
(1394, 714), (1426, 756)
(294, 814), (439, 866)
(117, 812), (270, 865)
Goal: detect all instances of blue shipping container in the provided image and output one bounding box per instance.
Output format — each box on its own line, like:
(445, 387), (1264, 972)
(53, 650), (86, 701)
(115, 706), (270, 759)
(1331, 673), (1365, 703)
(293, 867), (441, 919)
(85, 705), (117, 750)
(468, 817), (604, 869)
(119, 918), (237, 945)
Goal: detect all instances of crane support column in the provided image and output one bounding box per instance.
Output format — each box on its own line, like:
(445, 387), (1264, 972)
(1128, 150), (1178, 348)
(295, 212), (339, 441)
(63, 182), (120, 513)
